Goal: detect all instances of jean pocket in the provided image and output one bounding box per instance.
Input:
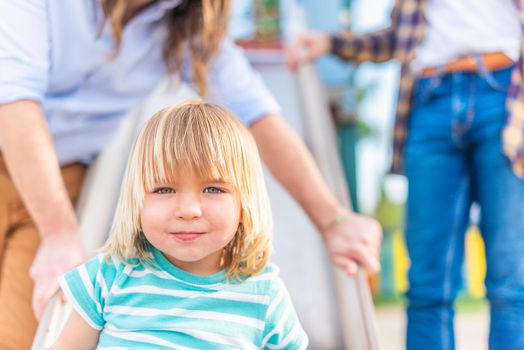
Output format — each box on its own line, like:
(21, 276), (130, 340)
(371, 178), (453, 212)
(481, 66), (514, 92)
(413, 75), (445, 106)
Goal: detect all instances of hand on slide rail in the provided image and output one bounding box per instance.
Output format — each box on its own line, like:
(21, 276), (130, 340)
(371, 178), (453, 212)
(29, 231), (86, 320)
(323, 209), (383, 276)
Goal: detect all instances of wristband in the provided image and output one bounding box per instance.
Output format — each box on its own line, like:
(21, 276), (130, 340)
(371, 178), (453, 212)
(328, 212), (349, 228)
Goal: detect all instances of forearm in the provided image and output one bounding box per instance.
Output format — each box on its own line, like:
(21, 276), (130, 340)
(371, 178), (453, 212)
(330, 28), (397, 63)
(330, 0), (401, 63)
(0, 100), (79, 237)
(251, 115), (382, 276)
(250, 115), (342, 232)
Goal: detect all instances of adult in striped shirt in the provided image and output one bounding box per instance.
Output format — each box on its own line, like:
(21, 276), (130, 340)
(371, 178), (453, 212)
(287, 1), (524, 349)
(48, 102), (308, 349)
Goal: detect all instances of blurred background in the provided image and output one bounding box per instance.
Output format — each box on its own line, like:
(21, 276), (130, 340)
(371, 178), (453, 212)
(228, 0), (489, 349)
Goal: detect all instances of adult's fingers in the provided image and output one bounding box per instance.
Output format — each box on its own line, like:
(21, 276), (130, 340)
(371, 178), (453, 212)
(339, 242), (381, 276)
(285, 35), (314, 70)
(32, 278), (59, 321)
(59, 290), (68, 304)
(353, 245), (381, 275)
(333, 256), (359, 276)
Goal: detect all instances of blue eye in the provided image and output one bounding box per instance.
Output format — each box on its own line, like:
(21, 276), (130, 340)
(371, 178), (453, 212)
(203, 187), (223, 194)
(154, 187), (175, 194)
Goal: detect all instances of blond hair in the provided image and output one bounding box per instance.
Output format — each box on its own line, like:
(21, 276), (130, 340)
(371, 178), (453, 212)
(101, 101), (272, 280)
(100, 0), (231, 97)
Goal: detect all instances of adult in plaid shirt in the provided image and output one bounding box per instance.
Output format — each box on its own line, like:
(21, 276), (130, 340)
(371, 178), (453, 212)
(287, 1), (524, 349)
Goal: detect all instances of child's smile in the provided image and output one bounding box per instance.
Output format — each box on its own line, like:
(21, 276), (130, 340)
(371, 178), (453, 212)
(171, 231), (206, 242)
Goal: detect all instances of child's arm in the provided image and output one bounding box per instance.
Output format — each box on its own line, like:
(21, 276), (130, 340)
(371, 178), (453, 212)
(47, 254), (117, 349)
(46, 310), (100, 350)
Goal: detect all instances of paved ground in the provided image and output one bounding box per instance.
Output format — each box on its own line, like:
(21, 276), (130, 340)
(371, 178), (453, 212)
(375, 304), (489, 350)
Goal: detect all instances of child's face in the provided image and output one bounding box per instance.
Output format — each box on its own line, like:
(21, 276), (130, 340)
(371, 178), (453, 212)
(141, 167), (241, 275)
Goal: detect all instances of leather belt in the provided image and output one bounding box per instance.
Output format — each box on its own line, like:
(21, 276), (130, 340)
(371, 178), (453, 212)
(419, 52), (514, 77)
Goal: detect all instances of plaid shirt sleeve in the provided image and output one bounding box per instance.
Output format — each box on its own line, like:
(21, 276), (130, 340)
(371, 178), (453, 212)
(330, 0), (402, 63)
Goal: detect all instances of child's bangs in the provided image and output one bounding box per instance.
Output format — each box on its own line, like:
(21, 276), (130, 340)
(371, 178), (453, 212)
(140, 109), (243, 191)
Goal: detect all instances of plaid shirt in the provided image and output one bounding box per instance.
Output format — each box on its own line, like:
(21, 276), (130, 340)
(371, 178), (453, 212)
(331, 0), (524, 177)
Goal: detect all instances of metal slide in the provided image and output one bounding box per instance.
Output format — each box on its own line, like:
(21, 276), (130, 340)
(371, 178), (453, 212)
(32, 61), (378, 349)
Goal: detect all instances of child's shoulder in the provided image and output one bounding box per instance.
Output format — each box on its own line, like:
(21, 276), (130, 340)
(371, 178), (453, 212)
(242, 263), (280, 283)
(261, 263), (287, 290)
(79, 252), (142, 277)
(90, 252), (128, 268)
(238, 263), (286, 295)
(259, 263), (280, 279)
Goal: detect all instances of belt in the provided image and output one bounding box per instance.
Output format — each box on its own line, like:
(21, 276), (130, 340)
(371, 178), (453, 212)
(419, 52), (514, 77)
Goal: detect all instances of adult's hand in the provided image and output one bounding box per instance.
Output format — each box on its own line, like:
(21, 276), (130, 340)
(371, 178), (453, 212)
(30, 231), (86, 320)
(285, 32), (332, 71)
(323, 209), (382, 276)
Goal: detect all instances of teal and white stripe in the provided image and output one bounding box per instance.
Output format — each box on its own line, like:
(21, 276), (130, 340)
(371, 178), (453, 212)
(59, 248), (308, 349)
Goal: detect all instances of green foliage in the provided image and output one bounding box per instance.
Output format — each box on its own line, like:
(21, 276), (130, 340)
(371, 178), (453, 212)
(374, 187), (404, 231)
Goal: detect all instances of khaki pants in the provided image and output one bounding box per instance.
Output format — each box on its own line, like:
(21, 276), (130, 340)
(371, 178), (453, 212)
(0, 155), (87, 350)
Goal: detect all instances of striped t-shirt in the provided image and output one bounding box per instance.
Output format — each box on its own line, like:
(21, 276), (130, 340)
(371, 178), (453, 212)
(59, 248), (308, 349)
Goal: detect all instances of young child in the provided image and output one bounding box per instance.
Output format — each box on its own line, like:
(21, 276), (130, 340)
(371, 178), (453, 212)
(49, 101), (308, 349)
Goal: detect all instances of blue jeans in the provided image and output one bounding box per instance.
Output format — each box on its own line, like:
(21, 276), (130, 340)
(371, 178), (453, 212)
(404, 66), (524, 350)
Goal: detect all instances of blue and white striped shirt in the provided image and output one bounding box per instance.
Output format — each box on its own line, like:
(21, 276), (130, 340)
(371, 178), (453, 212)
(59, 248), (308, 349)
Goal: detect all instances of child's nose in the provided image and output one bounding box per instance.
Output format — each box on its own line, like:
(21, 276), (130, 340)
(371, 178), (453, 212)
(175, 193), (202, 220)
